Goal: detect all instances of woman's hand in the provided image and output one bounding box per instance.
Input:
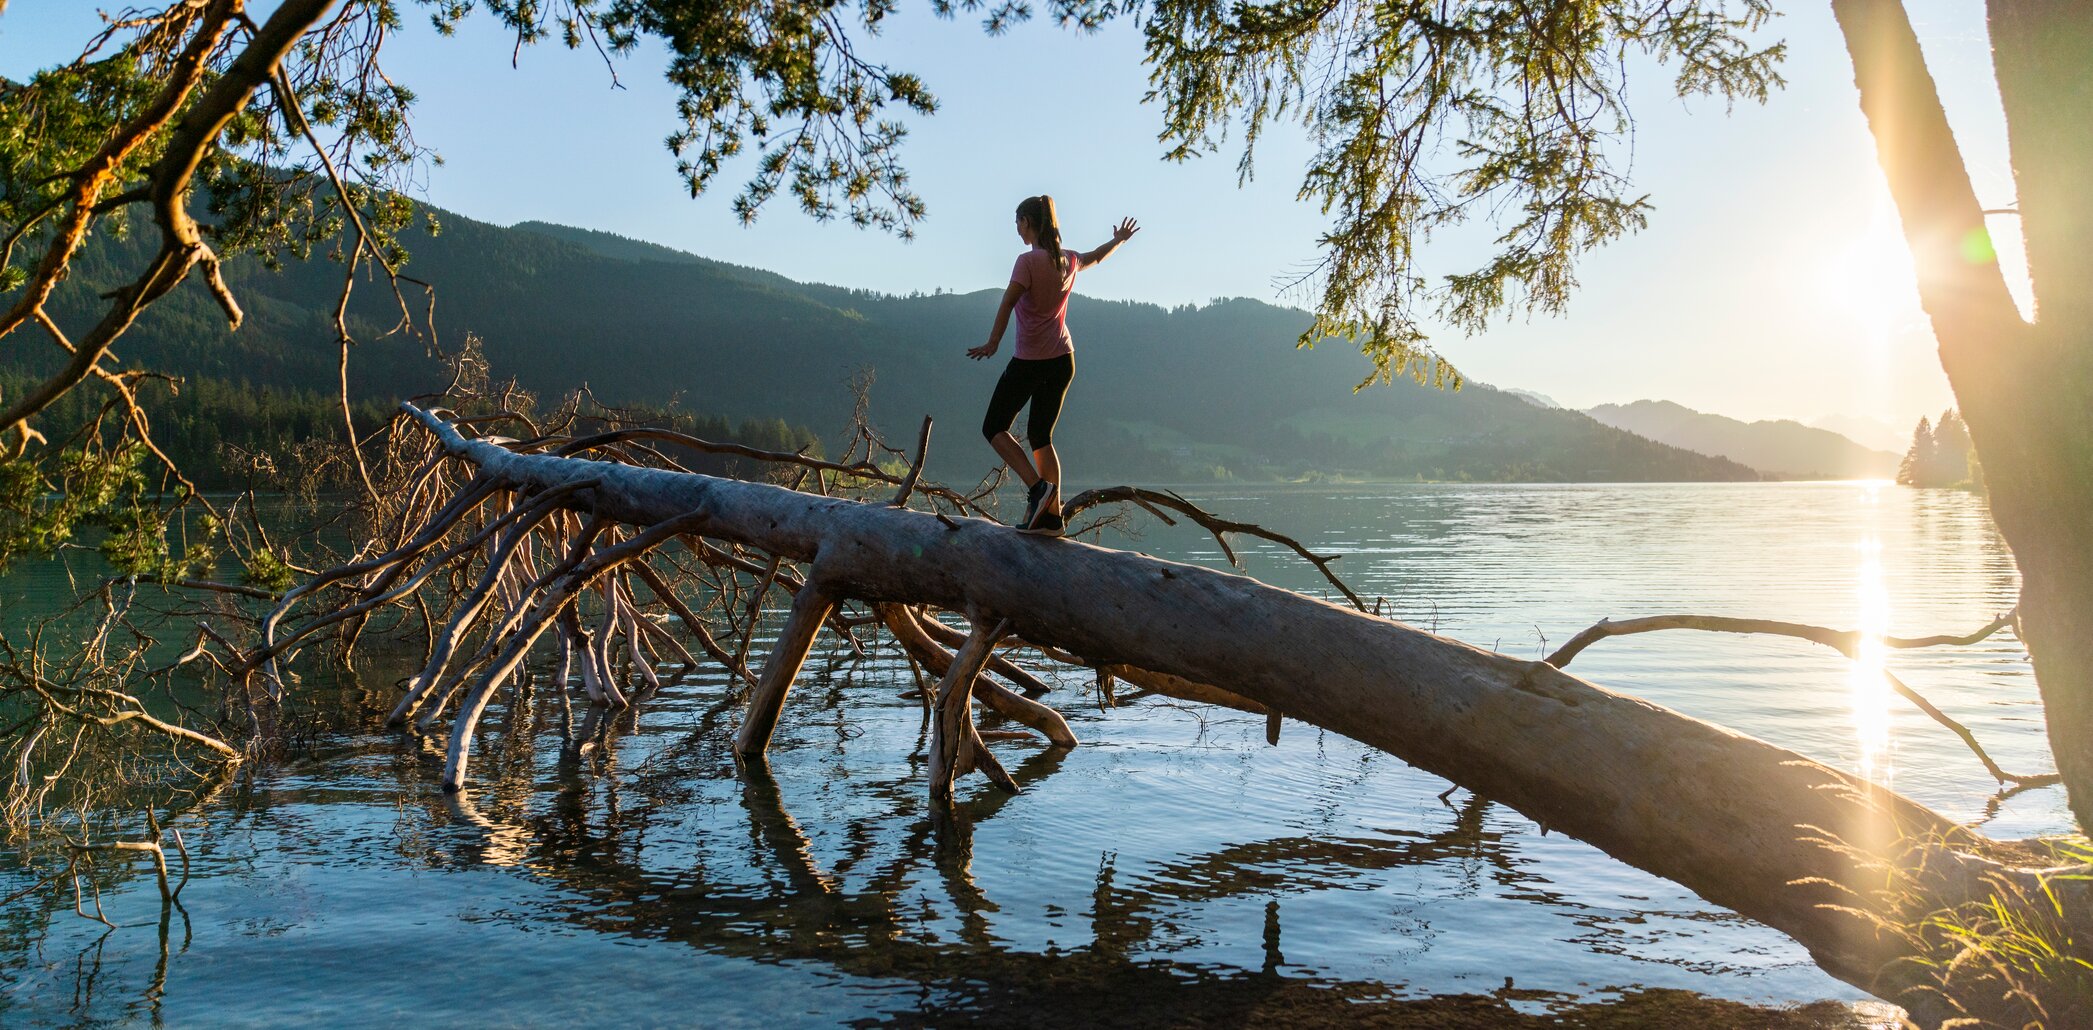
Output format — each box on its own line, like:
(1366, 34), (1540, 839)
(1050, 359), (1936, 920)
(1081, 219), (1142, 266)
(967, 341), (998, 360)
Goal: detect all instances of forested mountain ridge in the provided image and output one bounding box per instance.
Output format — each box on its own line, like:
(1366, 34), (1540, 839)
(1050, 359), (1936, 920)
(19, 205), (1760, 484)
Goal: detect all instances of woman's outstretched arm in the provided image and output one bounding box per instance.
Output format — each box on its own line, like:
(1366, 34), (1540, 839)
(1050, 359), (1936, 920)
(1081, 218), (1141, 266)
(968, 281), (1028, 359)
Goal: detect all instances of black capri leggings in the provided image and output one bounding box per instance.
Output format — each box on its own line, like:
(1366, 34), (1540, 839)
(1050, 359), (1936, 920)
(981, 354), (1075, 448)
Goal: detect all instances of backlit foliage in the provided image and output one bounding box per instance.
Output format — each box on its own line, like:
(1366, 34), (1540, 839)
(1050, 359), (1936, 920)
(1142, 0), (1785, 385)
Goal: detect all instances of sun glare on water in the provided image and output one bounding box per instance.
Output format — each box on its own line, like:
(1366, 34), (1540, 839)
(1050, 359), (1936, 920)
(1848, 533), (1894, 785)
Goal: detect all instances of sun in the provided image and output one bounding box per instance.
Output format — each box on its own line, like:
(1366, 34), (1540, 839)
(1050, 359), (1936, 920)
(1820, 198), (1922, 337)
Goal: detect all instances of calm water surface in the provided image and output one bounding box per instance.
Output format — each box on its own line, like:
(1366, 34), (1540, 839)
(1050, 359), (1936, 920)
(0, 482), (2059, 1026)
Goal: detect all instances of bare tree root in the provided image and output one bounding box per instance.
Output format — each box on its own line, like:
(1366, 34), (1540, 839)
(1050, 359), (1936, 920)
(929, 617), (1020, 800)
(896, 606), (1058, 698)
(889, 417), (933, 507)
(1546, 610), (2055, 787)
(1061, 486), (1369, 610)
(439, 511), (715, 789)
(1101, 664), (1271, 717)
(878, 606), (1077, 747)
(420, 517), (612, 730)
(1546, 610), (2020, 667)
(891, 604), (1264, 724)
(734, 582), (840, 758)
(631, 561), (757, 690)
(387, 494), (576, 724)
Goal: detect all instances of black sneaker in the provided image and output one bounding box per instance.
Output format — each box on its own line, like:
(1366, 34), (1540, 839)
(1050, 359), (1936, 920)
(1020, 508), (1065, 538)
(1022, 479), (1054, 528)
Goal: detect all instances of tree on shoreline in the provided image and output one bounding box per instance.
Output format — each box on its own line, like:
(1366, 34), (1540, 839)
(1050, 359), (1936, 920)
(1896, 409), (1975, 489)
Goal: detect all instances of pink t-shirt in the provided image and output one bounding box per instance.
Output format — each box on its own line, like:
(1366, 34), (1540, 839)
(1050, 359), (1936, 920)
(1010, 246), (1082, 360)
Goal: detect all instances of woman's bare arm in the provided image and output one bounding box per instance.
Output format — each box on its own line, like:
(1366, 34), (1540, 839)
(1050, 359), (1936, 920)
(968, 281), (1028, 359)
(1081, 217), (1141, 265)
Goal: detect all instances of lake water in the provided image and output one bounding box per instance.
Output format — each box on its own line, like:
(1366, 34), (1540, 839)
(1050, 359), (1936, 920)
(0, 482), (2062, 1027)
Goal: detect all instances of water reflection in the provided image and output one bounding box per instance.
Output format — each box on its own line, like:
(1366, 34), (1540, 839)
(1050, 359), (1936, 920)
(1, 682), (1890, 1027)
(1848, 535), (1894, 786)
(419, 729), (1803, 1028)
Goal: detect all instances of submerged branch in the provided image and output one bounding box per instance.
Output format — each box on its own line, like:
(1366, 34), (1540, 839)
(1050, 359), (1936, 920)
(1546, 610), (2048, 785)
(1546, 610), (2020, 668)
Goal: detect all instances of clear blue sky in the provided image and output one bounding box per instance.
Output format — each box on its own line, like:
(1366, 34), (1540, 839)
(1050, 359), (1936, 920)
(1, 2), (2030, 439)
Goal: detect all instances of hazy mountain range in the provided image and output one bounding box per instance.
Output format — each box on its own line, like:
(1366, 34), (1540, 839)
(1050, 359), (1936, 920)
(25, 206), (1779, 484)
(1805, 413), (1912, 455)
(1584, 400), (1901, 479)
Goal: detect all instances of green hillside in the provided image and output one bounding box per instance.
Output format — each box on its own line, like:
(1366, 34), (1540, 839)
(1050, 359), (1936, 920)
(18, 205), (1760, 485)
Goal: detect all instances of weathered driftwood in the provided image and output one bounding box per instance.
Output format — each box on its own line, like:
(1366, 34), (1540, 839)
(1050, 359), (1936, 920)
(899, 607), (1057, 698)
(877, 605), (1078, 747)
(378, 402), (2081, 1012)
(733, 582), (838, 757)
(928, 616), (1018, 799)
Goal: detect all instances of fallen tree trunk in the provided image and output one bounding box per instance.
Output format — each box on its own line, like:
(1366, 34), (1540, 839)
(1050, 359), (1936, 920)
(367, 403), (2082, 1016)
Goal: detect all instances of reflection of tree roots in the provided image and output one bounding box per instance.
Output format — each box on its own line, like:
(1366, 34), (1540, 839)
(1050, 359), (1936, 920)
(423, 762), (1849, 1030)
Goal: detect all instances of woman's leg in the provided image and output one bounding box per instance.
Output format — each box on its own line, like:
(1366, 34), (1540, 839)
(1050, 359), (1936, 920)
(991, 433), (1040, 486)
(1033, 444), (1061, 497)
(982, 361), (1041, 487)
(1025, 355), (1076, 512)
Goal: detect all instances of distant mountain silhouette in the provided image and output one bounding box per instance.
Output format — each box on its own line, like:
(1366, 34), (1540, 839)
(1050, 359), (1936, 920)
(25, 206), (1761, 484)
(1807, 413), (1909, 455)
(1584, 400), (1898, 479)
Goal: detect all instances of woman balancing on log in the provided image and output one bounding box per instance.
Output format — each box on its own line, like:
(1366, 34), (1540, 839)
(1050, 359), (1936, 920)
(969, 195), (1140, 536)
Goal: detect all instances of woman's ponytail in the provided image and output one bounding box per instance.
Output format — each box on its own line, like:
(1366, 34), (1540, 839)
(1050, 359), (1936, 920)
(1018, 195), (1065, 274)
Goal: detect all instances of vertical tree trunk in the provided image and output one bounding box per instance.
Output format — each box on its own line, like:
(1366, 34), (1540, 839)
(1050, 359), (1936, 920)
(1982, 0), (2093, 834)
(1988, 1), (2093, 333)
(1832, 0), (2093, 829)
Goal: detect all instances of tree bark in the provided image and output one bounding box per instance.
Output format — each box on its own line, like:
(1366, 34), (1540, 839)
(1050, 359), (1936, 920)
(733, 581), (838, 759)
(400, 402), (2083, 1008)
(877, 605), (1079, 747)
(929, 616), (1016, 800)
(1982, 0), (2093, 840)
(1831, 0), (2093, 830)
